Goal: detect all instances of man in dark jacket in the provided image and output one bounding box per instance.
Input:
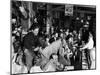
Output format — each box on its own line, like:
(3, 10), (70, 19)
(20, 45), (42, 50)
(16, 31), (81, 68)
(23, 25), (41, 73)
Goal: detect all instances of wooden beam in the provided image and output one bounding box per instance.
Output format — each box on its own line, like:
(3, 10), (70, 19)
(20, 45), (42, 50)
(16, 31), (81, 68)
(37, 6), (96, 14)
(75, 5), (96, 9)
(74, 10), (96, 14)
(51, 6), (64, 11)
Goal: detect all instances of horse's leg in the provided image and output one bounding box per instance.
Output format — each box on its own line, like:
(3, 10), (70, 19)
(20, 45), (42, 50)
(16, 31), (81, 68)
(24, 49), (34, 73)
(27, 64), (31, 73)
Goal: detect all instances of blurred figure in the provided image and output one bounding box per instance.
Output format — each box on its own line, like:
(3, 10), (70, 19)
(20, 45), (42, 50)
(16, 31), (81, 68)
(45, 37), (50, 46)
(80, 32), (94, 69)
(43, 53), (64, 72)
(65, 29), (69, 36)
(49, 33), (59, 44)
(60, 32), (64, 39)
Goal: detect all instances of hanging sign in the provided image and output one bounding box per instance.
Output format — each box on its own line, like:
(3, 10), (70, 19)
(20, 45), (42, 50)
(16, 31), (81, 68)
(65, 4), (73, 16)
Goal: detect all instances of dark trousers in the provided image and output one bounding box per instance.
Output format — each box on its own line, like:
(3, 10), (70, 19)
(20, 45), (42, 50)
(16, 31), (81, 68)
(74, 50), (82, 70)
(85, 49), (91, 69)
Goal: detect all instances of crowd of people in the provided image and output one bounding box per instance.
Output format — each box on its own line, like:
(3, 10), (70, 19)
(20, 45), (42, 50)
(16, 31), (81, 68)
(12, 22), (96, 74)
(11, 1), (96, 74)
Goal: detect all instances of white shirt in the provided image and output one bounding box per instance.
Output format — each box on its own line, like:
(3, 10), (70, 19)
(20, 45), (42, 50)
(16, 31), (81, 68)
(81, 33), (94, 50)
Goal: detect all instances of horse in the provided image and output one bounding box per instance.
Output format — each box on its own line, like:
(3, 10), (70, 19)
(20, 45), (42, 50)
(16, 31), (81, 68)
(13, 38), (71, 73)
(39, 38), (71, 72)
(39, 39), (62, 59)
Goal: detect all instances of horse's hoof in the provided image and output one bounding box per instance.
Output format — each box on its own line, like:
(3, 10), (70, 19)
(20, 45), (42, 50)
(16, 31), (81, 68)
(28, 71), (30, 74)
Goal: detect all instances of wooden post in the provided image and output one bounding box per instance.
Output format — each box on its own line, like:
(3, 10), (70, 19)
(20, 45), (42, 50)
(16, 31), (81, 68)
(46, 4), (52, 34)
